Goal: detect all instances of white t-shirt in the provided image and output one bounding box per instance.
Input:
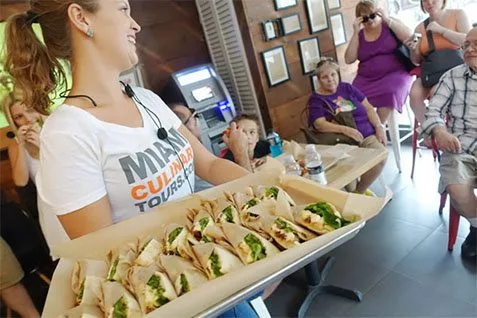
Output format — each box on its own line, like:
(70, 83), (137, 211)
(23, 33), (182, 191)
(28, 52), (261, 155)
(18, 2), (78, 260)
(37, 88), (194, 235)
(25, 150), (39, 184)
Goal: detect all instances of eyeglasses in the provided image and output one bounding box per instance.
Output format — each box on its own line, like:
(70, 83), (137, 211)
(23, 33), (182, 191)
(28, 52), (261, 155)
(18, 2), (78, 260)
(183, 108), (199, 126)
(362, 12), (377, 23)
(462, 40), (477, 51)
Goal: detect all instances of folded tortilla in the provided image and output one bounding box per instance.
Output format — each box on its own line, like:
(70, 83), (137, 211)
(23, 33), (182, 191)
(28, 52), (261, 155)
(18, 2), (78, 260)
(126, 264), (177, 314)
(254, 185), (296, 207)
(192, 243), (244, 279)
(190, 210), (215, 243)
(102, 281), (142, 318)
(72, 260), (108, 295)
(214, 197), (240, 224)
(61, 304), (103, 318)
(106, 245), (137, 284)
(160, 255), (208, 295)
(293, 201), (352, 234)
(164, 223), (197, 263)
(135, 237), (162, 267)
(71, 260), (108, 306)
(221, 223), (279, 264)
(260, 215), (316, 249)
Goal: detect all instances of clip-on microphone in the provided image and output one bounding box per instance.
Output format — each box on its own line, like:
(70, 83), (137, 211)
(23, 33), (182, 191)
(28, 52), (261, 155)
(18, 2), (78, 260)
(122, 81), (168, 140)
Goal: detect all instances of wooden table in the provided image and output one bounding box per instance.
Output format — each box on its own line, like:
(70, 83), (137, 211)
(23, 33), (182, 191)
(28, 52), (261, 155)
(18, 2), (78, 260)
(261, 143), (389, 318)
(317, 144), (388, 189)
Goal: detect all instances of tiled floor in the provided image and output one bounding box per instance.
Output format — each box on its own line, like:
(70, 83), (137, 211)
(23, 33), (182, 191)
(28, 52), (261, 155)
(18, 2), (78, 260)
(265, 145), (477, 318)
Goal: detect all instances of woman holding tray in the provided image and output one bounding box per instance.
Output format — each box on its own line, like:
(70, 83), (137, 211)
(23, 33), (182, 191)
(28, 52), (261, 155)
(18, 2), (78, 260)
(5, 0), (271, 316)
(308, 58), (387, 194)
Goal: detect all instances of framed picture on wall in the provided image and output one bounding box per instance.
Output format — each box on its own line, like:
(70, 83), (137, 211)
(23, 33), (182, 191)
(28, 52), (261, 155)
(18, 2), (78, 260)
(305, 0), (329, 34)
(298, 37), (321, 74)
(274, 0), (298, 11)
(120, 65), (145, 87)
(262, 20), (278, 41)
(330, 13), (347, 46)
(261, 46), (290, 87)
(327, 0), (341, 10)
(280, 13), (302, 36)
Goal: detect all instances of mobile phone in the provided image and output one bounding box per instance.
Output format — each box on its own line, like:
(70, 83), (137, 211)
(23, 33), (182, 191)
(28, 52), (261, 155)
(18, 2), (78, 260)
(413, 33), (422, 42)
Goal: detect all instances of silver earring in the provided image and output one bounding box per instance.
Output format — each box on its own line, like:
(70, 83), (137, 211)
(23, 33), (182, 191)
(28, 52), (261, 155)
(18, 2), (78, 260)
(86, 27), (94, 38)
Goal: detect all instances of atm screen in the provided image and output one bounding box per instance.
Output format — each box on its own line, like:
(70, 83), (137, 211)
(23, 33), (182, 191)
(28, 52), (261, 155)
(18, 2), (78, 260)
(177, 68), (211, 86)
(192, 86), (214, 102)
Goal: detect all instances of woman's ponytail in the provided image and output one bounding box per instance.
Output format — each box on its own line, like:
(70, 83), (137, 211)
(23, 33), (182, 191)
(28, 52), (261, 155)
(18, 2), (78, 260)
(4, 11), (66, 115)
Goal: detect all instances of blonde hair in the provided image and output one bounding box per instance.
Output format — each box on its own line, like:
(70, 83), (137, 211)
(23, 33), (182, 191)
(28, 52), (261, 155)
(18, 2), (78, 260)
(4, 0), (100, 115)
(2, 90), (29, 134)
(314, 57), (340, 78)
(355, 0), (376, 17)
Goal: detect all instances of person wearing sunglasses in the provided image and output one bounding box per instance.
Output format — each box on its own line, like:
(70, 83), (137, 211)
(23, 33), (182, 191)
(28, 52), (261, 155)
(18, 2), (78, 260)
(420, 27), (477, 260)
(344, 0), (413, 127)
(407, 0), (470, 125)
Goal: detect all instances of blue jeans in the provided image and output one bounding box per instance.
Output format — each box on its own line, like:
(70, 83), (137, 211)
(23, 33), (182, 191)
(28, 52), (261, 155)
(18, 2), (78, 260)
(218, 293), (263, 318)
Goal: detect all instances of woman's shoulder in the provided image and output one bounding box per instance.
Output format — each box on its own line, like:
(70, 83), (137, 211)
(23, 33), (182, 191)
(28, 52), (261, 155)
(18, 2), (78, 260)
(42, 105), (100, 138)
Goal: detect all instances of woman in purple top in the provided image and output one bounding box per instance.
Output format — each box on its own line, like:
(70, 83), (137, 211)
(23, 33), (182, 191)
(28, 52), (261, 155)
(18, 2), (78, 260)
(345, 0), (413, 125)
(308, 58), (387, 194)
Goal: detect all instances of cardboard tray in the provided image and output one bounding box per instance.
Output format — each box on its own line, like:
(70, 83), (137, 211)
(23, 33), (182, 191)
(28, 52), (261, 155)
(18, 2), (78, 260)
(43, 169), (390, 317)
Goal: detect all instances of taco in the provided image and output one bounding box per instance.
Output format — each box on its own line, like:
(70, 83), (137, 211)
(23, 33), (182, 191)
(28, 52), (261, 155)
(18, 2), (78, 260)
(294, 201), (353, 234)
(260, 215), (316, 249)
(192, 243), (244, 279)
(102, 281), (142, 318)
(221, 223), (279, 264)
(159, 255), (208, 295)
(135, 237), (162, 267)
(126, 265), (177, 314)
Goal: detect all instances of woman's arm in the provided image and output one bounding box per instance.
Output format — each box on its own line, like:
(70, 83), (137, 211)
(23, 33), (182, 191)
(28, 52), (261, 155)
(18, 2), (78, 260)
(179, 125), (249, 185)
(426, 10), (470, 46)
(313, 117), (364, 143)
(378, 9), (412, 42)
(409, 25), (423, 65)
(58, 196), (113, 239)
(8, 143), (30, 187)
(344, 17), (363, 64)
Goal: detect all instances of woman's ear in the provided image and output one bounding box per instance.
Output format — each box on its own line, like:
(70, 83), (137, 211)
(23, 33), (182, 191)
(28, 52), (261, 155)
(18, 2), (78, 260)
(67, 3), (93, 37)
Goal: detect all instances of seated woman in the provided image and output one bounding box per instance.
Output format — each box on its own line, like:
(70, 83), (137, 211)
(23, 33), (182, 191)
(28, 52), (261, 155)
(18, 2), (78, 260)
(408, 0), (470, 124)
(222, 114), (270, 172)
(345, 0), (413, 125)
(308, 58), (387, 194)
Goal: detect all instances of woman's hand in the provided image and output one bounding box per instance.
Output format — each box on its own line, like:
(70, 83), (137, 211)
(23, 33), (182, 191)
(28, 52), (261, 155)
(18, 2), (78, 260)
(223, 122), (250, 159)
(353, 17), (363, 34)
(343, 127), (364, 143)
(375, 126), (387, 146)
(403, 36), (419, 50)
(426, 21), (445, 35)
(375, 8), (389, 24)
(25, 128), (40, 148)
(15, 125), (30, 145)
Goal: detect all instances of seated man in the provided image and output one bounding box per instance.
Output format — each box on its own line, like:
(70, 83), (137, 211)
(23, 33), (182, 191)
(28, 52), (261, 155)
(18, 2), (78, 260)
(222, 114), (271, 172)
(421, 27), (477, 260)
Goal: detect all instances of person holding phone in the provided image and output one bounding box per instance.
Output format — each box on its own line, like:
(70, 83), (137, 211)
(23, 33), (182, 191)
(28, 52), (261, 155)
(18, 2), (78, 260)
(4, 93), (46, 188)
(345, 0), (413, 126)
(407, 0), (470, 124)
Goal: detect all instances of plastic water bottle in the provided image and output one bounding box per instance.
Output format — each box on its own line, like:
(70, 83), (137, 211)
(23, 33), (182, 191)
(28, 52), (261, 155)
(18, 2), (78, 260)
(305, 144), (327, 185)
(266, 130), (283, 158)
(283, 154), (301, 176)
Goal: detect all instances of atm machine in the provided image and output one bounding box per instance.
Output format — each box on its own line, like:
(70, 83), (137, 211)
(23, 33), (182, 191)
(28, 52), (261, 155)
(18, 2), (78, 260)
(161, 64), (236, 156)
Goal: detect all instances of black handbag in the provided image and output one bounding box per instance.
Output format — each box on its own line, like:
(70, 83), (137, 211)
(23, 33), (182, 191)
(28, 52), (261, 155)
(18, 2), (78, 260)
(421, 18), (464, 88)
(390, 29), (415, 72)
(304, 98), (360, 146)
